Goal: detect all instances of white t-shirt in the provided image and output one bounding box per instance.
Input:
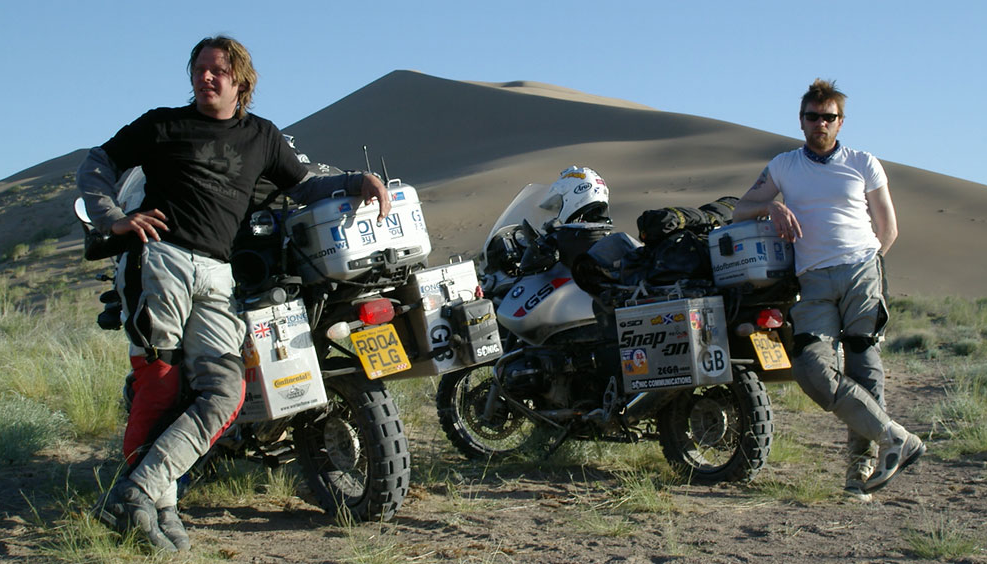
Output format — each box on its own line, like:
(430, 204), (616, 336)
(768, 145), (888, 275)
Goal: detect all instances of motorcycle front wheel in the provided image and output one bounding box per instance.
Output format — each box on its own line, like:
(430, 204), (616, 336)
(657, 366), (772, 483)
(436, 365), (539, 459)
(293, 372), (410, 522)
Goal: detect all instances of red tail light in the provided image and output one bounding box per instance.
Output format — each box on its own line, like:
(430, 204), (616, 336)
(756, 308), (784, 329)
(358, 299), (395, 325)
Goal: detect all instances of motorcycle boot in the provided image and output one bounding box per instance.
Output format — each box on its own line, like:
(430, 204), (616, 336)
(843, 431), (878, 502)
(91, 480), (127, 533)
(157, 506), (191, 551)
(863, 421), (926, 493)
(109, 477), (177, 552)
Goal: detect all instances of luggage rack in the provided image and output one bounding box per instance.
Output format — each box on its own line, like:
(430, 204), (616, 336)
(596, 278), (716, 309)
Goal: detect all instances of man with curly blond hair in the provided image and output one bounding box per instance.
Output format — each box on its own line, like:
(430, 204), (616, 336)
(79, 36), (389, 551)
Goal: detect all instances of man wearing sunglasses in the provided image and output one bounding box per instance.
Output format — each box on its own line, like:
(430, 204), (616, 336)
(734, 79), (924, 502)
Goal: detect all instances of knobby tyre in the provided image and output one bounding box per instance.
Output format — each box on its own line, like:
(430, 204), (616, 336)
(657, 366), (773, 483)
(293, 371), (410, 522)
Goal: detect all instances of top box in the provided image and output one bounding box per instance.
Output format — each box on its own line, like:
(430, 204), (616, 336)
(707, 220), (793, 289)
(285, 181), (432, 284)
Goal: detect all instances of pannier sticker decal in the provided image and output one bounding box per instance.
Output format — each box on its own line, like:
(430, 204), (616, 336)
(652, 313), (684, 325)
(386, 214), (403, 237)
(338, 202), (352, 213)
(774, 241), (786, 260)
(273, 371), (313, 389)
(755, 241), (768, 260)
(690, 312), (703, 331)
(392, 191), (406, 201)
(629, 374), (693, 390)
(253, 322), (272, 339)
(620, 348), (649, 376)
(278, 383), (311, 400)
(411, 209), (427, 231)
(330, 226), (347, 249)
(699, 345), (729, 377)
(242, 339), (260, 368)
(358, 219), (376, 244)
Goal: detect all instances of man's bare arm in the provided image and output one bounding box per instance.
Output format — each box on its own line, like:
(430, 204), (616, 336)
(733, 167), (801, 242)
(866, 185), (898, 254)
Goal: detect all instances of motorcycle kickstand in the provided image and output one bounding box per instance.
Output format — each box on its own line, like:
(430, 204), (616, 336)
(541, 424), (572, 460)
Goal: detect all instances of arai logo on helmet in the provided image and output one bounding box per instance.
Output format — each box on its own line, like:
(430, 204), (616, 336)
(573, 182), (592, 194)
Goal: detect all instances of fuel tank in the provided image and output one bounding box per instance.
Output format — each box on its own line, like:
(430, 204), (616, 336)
(497, 262), (596, 345)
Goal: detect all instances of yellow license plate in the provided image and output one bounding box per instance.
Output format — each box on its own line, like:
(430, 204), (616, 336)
(749, 331), (791, 370)
(351, 324), (412, 379)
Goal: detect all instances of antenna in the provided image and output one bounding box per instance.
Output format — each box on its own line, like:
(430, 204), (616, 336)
(380, 156), (390, 183)
(362, 145), (373, 174)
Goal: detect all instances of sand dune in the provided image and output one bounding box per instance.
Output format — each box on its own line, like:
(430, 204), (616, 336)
(3, 70), (986, 298)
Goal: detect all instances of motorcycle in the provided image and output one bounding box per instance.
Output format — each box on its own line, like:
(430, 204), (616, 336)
(435, 175), (798, 483)
(74, 141), (496, 522)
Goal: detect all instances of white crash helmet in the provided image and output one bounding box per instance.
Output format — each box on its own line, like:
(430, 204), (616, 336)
(540, 165), (610, 224)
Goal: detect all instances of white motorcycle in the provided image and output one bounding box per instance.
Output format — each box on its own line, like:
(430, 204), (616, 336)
(436, 168), (797, 483)
(76, 142), (501, 521)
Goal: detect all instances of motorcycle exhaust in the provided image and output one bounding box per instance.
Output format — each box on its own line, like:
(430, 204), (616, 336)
(623, 391), (671, 422)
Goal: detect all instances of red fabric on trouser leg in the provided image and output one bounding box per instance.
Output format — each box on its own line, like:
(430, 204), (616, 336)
(123, 356), (181, 466)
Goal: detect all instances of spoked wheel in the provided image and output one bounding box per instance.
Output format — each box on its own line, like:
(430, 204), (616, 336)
(436, 364), (539, 459)
(658, 366), (772, 483)
(293, 372), (409, 522)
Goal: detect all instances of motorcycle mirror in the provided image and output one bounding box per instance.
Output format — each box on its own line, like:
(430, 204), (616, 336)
(74, 198), (93, 225)
(518, 219), (559, 274)
(520, 219), (541, 242)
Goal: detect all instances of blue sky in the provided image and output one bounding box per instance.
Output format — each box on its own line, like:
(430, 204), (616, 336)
(1, 1), (984, 185)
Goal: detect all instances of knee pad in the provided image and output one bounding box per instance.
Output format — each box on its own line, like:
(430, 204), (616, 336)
(791, 335), (841, 411)
(190, 354), (245, 409)
(190, 354), (246, 448)
(793, 333), (822, 358)
(843, 335), (878, 354)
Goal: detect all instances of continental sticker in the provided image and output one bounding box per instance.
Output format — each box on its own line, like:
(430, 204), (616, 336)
(273, 371), (313, 389)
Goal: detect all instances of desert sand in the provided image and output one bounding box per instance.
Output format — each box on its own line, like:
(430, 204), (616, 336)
(9, 70), (982, 297)
(2, 70), (987, 564)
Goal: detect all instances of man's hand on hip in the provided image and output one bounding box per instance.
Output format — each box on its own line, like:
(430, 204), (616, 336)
(112, 209), (169, 243)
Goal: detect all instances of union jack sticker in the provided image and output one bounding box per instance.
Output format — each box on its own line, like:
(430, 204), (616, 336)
(253, 322), (272, 339)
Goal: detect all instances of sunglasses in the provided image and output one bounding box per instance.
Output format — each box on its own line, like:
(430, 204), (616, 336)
(802, 112), (840, 123)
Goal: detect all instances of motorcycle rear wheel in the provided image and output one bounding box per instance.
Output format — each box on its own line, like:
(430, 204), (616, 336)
(293, 372), (409, 522)
(436, 365), (539, 459)
(657, 366), (772, 483)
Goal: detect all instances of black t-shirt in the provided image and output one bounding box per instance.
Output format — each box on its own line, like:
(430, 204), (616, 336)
(101, 105), (307, 260)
